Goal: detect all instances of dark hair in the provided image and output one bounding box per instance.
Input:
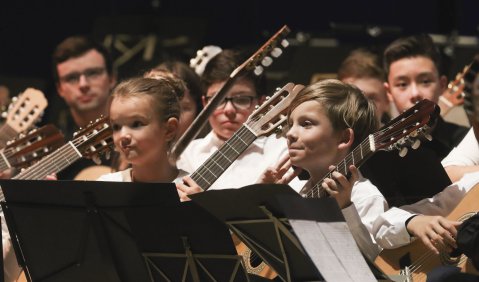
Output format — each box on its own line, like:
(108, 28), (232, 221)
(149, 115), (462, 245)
(52, 35), (113, 84)
(383, 34), (441, 77)
(201, 49), (266, 96)
(289, 79), (379, 149)
(146, 61), (203, 113)
(338, 48), (385, 82)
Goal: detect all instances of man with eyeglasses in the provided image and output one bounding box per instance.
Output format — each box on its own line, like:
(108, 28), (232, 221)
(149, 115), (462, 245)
(176, 49), (294, 192)
(50, 35), (117, 180)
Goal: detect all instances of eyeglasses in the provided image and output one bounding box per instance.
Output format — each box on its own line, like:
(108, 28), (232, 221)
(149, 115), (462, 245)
(204, 95), (257, 110)
(59, 67), (106, 85)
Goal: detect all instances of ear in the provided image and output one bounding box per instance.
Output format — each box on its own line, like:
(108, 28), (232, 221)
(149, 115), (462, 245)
(337, 128), (354, 151)
(384, 81), (394, 103)
(439, 75), (448, 93)
(201, 95), (208, 107)
(164, 117), (179, 142)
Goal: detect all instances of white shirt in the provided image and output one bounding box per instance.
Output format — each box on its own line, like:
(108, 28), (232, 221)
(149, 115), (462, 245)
(291, 175), (388, 261)
(97, 167), (189, 183)
(442, 128), (479, 167)
(176, 131), (290, 190)
(372, 171), (479, 249)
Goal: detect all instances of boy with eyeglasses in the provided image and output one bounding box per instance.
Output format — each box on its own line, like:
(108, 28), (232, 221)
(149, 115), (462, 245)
(176, 49), (294, 192)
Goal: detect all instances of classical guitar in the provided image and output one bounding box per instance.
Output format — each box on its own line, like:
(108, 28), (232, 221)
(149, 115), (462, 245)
(0, 124), (64, 172)
(170, 25), (291, 160)
(374, 184), (479, 282)
(302, 99), (440, 199)
(190, 82), (303, 278)
(0, 88), (48, 148)
(12, 116), (113, 180)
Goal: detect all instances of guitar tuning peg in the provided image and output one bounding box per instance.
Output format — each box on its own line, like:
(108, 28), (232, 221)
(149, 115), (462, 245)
(271, 47), (283, 58)
(424, 133), (433, 141)
(254, 105), (260, 110)
(280, 39), (289, 48)
(399, 147), (408, 157)
(265, 96), (271, 101)
(1, 112), (7, 118)
(11, 97), (17, 102)
(105, 151), (111, 160)
(92, 155), (101, 165)
(261, 56), (273, 67)
(411, 139), (421, 150)
(254, 65), (264, 76)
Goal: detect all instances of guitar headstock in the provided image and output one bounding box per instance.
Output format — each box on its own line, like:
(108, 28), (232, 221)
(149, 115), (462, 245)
(440, 65), (470, 107)
(190, 45), (223, 76)
(246, 83), (304, 137)
(4, 88), (48, 134)
(231, 25), (291, 78)
(373, 99), (439, 157)
(4, 124), (65, 169)
(72, 116), (113, 163)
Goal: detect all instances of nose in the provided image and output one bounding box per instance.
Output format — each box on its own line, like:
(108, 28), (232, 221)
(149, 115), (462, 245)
(78, 74), (90, 88)
(409, 83), (423, 103)
(222, 100), (237, 118)
(286, 125), (297, 145)
(118, 128), (131, 148)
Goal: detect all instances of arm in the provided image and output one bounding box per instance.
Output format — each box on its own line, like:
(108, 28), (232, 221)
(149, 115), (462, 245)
(442, 128), (479, 182)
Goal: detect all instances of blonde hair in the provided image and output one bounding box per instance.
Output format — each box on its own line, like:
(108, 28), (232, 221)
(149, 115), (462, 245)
(289, 79), (379, 148)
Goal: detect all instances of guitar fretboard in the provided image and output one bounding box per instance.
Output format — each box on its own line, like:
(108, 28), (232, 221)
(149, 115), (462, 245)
(191, 125), (257, 190)
(13, 142), (81, 180)
(304, 135), (375, 198)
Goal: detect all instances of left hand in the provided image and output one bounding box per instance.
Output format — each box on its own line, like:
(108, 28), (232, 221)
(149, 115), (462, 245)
(176, 175), (204, 202)
(321, 165), (359, 208)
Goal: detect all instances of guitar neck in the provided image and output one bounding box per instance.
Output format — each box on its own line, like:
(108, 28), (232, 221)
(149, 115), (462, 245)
(305, 135), (375, 198)
(191, 125), (257, 190)
(13, 142), (82, 180)
(0, 151), (10, 172)
(170, 77), (239, 160)
(0, 123), (20, 148)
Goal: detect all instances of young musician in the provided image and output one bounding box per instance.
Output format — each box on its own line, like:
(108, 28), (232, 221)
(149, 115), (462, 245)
(176, 49), (292, 194)
(383, 34), (468, 160)
(260, 79), (388, 261)
(144, 61), (203, 138)
(338, 48), (391, 125)
(97, 77), (188, 183)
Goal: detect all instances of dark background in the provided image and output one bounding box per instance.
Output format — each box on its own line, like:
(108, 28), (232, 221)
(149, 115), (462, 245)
(1, 0), (479, 124)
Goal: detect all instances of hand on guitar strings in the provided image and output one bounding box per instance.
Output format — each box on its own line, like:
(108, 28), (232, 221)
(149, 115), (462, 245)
(176, 175), (204, 202)
(322, 165), (358, 209)
(256, 154), (302, 184)
(45, 173), (58, 180)
(406, 215), (461, 255)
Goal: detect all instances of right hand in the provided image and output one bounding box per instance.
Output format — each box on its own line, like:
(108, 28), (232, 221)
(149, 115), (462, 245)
(257, 154), (302, 184)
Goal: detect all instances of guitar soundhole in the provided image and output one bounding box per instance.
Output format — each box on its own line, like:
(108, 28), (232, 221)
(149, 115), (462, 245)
(249, 251), (262, 268)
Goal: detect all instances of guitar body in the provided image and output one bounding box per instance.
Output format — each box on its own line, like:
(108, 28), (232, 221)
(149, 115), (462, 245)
(231, 234), (277, 279)
(74, 165), (112, 180)
(375, 184), (479, 281)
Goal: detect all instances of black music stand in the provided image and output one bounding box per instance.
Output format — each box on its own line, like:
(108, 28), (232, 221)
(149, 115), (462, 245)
(0, 180), (247, 282)
(190, 184), (322, 282)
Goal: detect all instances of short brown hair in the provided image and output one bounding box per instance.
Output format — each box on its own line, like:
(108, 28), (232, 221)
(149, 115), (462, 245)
(289, 79), (379, 148)
(338, 49), (385, 82)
